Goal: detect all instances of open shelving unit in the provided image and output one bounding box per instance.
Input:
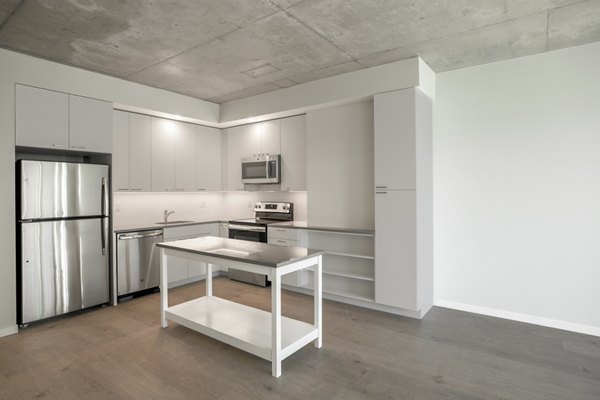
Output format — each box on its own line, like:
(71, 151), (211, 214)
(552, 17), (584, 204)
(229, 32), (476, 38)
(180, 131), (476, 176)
(299, 229), (375, 302)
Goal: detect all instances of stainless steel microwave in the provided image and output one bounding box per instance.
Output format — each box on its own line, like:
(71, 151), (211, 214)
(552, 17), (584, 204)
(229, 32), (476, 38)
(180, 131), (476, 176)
(241, 154), (281, 184)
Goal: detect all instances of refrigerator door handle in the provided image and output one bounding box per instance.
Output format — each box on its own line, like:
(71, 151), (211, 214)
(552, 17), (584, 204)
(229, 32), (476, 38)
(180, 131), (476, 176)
(101, 177), (108, 217)
(101, 219), (107, 255)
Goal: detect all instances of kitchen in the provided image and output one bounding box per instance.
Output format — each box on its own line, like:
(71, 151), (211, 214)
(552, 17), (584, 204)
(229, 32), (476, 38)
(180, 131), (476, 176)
(1, 1), (600, 399)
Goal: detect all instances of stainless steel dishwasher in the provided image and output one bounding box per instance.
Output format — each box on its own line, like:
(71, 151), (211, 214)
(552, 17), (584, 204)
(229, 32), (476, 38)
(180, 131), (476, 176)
(117, 229), (163, 298)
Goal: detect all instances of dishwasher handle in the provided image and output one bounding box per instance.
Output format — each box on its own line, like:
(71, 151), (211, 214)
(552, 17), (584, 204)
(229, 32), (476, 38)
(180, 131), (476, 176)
(118, 230), (163, 240)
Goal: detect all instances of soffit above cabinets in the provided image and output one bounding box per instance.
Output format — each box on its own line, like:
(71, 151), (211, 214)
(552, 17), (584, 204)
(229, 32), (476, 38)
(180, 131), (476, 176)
(0, 0), (598, 103)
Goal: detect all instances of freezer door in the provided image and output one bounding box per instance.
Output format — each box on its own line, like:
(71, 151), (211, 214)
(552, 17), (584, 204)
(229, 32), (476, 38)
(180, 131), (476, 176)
(20, 218), (109, 324)
(19, 160), (109, 220)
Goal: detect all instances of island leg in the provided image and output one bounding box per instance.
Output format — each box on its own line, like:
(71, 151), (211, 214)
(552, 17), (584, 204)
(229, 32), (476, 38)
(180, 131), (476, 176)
(206, 263), (213, 297)
(271, 271), (282, 378)
(160, 249), (168, 328)
(314, 255), (322, 348)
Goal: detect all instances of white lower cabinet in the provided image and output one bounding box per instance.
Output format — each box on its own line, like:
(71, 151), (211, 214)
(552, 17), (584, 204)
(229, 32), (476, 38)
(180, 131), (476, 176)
(267, 227), (300, 287)
(375, 190), (417, 310)
(163, 223), (219, 287)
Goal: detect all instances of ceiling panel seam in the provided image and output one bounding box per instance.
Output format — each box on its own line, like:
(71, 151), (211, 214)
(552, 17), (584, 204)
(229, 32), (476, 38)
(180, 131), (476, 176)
(124, 8), (283, 79)
(267, 0), (363, 67)
(0, 0), (24, 32)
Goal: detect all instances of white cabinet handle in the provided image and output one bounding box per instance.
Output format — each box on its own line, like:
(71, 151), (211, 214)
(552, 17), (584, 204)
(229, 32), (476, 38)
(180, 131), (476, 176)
(71, 145), (85, 149)
(51, 144), (65, 147)
(130, 188), (142, 191)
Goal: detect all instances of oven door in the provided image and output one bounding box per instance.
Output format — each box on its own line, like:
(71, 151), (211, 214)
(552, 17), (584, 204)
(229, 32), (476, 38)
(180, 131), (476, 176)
(227, 224), (269, 286)
(228, 224), (267, 242)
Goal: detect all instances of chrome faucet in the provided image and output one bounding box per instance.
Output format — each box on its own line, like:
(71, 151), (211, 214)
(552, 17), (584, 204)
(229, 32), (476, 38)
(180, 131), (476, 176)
(163, 209), (175, 223)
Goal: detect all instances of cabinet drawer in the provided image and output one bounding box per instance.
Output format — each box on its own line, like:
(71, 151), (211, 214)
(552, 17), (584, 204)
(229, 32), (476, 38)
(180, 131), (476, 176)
(268, 227), (298, 241)
(164, 223), (219, 240)
(268, 238), (298, 247)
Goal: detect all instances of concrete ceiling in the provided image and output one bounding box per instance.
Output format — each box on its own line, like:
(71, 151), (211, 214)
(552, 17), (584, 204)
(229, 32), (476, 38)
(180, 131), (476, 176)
(0, 0), (599, 104)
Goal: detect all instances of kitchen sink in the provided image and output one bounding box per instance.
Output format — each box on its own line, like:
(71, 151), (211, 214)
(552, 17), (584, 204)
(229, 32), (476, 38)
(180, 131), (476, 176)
(155, 220), (195, 225)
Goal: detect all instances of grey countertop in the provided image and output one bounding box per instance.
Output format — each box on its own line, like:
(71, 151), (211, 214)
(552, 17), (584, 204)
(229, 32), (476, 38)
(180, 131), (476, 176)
(114, 218), (374, 235)
(113, 219), (228, 233)
(157, 236), (324, 268)
(270, 221), (375, 235)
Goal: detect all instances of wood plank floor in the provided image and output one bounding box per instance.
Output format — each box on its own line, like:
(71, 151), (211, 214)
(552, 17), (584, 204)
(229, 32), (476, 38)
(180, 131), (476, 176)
(0, 277), (598, 400)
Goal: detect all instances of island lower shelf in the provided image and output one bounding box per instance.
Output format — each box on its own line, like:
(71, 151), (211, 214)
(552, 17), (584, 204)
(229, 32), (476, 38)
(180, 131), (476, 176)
(165, 296), (318, 361)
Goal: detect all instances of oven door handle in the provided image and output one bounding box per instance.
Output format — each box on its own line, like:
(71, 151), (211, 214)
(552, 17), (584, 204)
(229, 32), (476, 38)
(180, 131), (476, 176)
(228, 224), (267, 233)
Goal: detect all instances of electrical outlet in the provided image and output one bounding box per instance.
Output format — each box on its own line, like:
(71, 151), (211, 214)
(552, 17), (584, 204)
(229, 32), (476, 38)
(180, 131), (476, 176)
(199, 201), (206, 208)
(248, 200), (253, 208)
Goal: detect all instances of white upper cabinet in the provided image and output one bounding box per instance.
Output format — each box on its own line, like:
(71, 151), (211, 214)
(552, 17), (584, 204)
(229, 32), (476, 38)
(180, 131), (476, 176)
(112, 111), (130, 191)
(174, 122), (197, 192)
(280, 115), (306, 191)
(374, 89), (416, 190)
(223, 124), (260, 191)
(129, 114), (152, 191)
(259, 119), (281, 155)
(16, 85), (69, 149)
(197, 125), (222, 191)
(151, 118), (177, 192)
(16, 84), (113, 153)
(69, 94), (112, 153)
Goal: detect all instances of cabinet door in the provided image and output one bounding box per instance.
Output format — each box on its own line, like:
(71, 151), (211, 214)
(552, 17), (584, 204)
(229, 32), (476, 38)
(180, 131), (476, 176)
(16, 85), (69, 149)
(151, 118), (176, 192)
(260, 119), (281, 155)
(129, 114), (152, 191)
(374, 89), (416, 190)
(174, 122), (197, 191)
(280, 115), (306, 191)
(167, 257), (189, 284)
(375, 190), (417, 310)
(69, 95), (113, 153)
(223, 124), (260, 191)
(267, 237), (299, 286)
(197, 126), (222, 191)
(112, 111), (130, 191)
(188, 224), (220, 277)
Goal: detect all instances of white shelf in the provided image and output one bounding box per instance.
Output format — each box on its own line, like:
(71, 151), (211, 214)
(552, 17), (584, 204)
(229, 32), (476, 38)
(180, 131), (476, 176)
(165, 296), (318, 361)
(306, 268), (374, 282)
(300, 284), (374, 303)
(326, 251), (374, 260)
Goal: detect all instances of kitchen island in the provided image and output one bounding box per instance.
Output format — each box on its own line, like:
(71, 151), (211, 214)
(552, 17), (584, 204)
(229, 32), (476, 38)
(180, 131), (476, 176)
(157, 236), (324, 377)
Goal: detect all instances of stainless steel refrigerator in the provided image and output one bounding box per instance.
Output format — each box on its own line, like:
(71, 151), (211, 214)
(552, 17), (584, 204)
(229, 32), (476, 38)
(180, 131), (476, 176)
(17, 160), (110, 325)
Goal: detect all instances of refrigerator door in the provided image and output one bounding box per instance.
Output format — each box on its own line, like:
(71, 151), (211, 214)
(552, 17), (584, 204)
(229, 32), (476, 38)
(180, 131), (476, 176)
(20, 218), (109, 324)
(19, 160), (109, 220)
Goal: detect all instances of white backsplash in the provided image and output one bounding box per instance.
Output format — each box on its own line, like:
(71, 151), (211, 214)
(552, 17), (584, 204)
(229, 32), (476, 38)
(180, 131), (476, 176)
(113, 191), (307, 225)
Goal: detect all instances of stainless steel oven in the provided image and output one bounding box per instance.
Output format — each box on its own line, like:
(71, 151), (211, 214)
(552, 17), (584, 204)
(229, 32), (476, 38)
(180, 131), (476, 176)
(228, 201), (293, 287)
(241, 154), (280, 184)
(228, 223), (267, 242)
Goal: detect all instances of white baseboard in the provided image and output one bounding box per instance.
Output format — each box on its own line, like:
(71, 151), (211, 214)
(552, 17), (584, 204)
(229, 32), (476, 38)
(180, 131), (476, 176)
(0, 325), (18, 338)
(434, 299), (600, 337)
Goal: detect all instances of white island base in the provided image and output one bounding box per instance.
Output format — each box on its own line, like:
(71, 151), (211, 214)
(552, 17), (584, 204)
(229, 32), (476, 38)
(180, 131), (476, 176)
(166, 296), (318, 361)
(158, 237), (323, 377)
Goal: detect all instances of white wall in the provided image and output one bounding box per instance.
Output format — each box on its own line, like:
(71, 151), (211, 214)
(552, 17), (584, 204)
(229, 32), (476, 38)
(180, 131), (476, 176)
(434, 41), (600, 335)
(0, 48), (219, 335)
(114, 191), (307, 226)
(307, 100), (374, 229)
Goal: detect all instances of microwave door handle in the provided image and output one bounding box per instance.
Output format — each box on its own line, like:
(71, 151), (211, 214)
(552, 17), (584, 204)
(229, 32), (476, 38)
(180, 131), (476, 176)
(265, 159), (269, 180)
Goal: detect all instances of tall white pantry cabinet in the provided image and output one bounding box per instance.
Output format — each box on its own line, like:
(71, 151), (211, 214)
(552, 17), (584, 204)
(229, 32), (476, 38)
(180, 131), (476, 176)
(374, 87), (433, 317)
